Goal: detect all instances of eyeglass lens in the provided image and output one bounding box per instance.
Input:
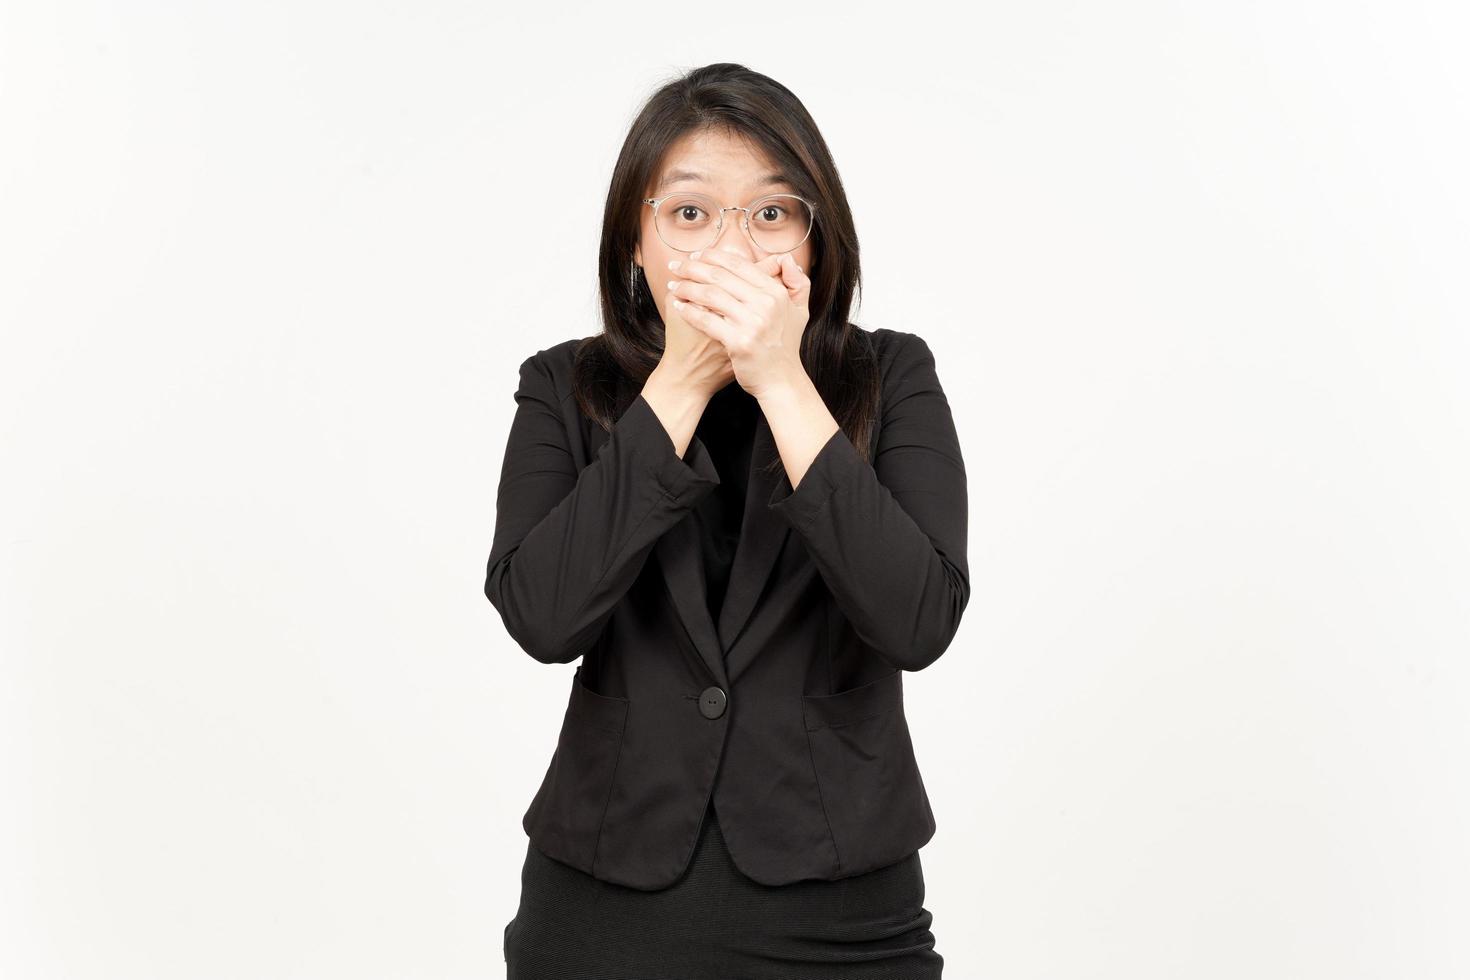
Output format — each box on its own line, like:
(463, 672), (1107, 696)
(655, 194), (813, 253)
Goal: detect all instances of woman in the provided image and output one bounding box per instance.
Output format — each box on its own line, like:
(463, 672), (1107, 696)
(486, 63), (968, 978)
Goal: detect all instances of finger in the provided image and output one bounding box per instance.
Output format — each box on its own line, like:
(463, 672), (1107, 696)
(669, 296), (735, 348)
(678, 250), (776, 305)
(753, 253), (784, 279)
(779, 253), (811, 299)
(667, 277), (745, 321)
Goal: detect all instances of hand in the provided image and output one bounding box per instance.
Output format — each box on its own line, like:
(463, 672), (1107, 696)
(657, 289), (737, 401)
(665, 249), (812, 399)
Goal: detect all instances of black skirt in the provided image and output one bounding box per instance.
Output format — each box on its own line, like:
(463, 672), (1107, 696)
(502, 799), (943, 979)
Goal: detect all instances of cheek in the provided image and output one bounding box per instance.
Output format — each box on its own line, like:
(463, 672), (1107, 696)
(640, 225), (666, 261)
(643, 244), (671, 277)
(650, 273), (674, 305)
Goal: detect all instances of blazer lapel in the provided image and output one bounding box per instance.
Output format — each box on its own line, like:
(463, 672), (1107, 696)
(654, 514), (727, 686)
(589, 400), (791, 686)
(582, 406), (723, 685)
(652, 408), (791, 685)
(715, 411), (790, 654)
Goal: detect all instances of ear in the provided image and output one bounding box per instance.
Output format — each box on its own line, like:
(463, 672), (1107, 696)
(634, 244), (642, 268)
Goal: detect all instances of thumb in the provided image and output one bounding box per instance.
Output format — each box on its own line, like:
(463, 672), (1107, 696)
(778, 253), (810, 300)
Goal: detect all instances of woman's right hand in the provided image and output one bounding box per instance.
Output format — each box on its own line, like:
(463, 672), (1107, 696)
(639, 288), (735, 459)
(656, 302), (735, 401)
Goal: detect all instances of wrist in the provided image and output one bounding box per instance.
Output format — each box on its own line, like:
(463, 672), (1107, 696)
(644, 363), (714, 406)
(755, 365), (817, 412)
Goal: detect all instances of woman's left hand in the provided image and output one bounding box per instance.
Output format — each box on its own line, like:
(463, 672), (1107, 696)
(664, 249), (811, 399)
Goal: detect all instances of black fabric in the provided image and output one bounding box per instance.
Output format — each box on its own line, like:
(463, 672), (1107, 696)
(692, 378), (759, 627)
(503, 800), (942, 978)
(502, 378), (942, 977)
(484, 325), (967, 889)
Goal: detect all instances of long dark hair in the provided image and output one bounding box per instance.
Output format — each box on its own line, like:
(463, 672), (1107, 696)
(572, 62), (880, 470)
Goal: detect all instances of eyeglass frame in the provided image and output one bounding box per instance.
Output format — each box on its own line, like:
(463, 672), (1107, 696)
(640, 192), (818, 255)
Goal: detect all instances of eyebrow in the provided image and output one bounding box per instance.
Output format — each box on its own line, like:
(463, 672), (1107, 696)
(656, 169), (795, 191)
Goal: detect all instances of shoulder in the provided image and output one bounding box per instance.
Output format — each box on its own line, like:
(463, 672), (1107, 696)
(513, 335), (595, 400)
(519, 335), (589, 373)
(866, 327), (941, 392)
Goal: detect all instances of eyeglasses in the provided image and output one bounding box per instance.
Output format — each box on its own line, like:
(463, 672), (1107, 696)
(641, 192), (816, 254)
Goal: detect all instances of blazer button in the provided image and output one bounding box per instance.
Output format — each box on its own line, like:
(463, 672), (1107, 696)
(698, 686), (727, 719)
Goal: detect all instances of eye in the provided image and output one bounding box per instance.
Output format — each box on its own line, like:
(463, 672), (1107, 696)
(664, 199), (714, 224)
(756, 204), (787, 223)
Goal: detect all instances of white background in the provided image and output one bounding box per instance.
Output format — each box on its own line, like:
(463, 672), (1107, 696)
(3, 1), (1468, 977)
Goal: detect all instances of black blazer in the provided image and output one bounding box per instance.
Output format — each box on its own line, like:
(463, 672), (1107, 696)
(484, 326), (969, 890)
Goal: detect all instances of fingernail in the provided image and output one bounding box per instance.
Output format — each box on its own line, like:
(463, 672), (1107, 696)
(690, 250), (702, 260)
(667, 259), (680, 270)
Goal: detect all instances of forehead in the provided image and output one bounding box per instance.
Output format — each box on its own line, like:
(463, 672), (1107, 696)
(653, 130), (794, 193)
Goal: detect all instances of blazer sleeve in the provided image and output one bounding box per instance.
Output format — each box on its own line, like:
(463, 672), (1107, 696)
(484, 351), (722, 664)
(766, 332), (970, 672)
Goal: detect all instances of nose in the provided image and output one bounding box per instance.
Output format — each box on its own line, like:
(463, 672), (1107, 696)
(709, 208), (762, 259)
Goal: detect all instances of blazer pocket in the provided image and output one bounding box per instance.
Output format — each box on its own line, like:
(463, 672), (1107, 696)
(521, 672), (630, 872)
(801, 669), (935, 874)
